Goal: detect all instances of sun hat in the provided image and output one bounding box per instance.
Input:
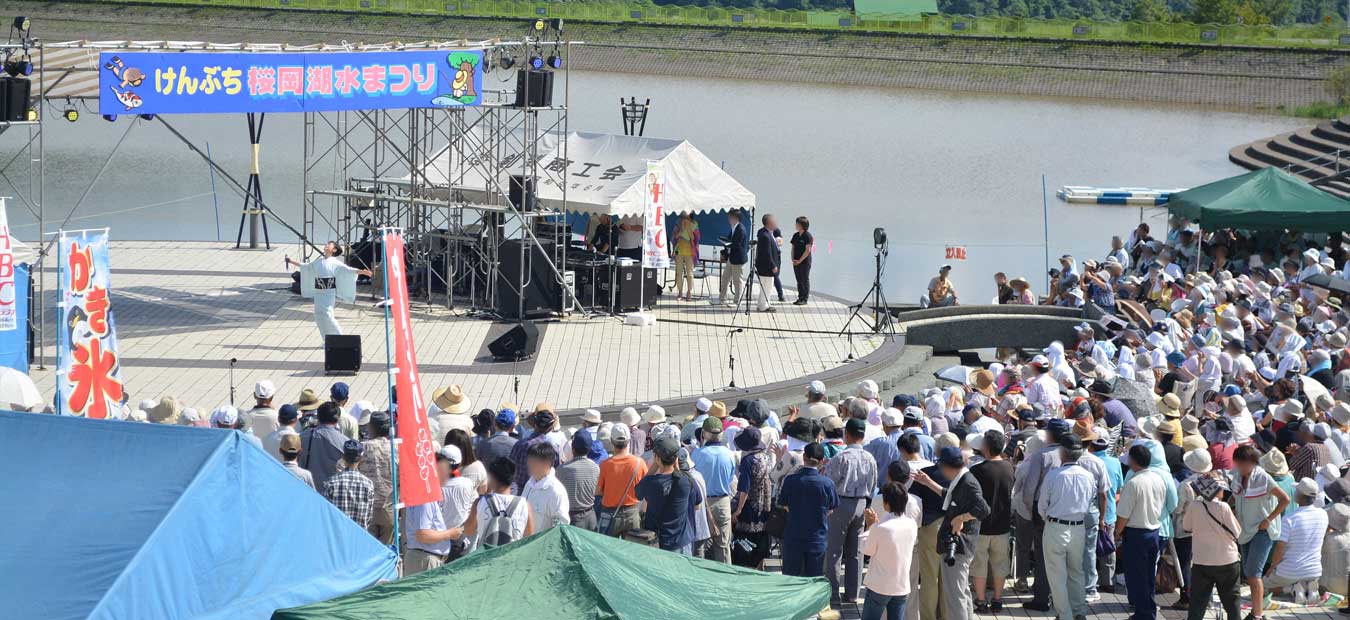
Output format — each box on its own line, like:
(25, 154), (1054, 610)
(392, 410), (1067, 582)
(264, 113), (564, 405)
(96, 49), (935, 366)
(1260, 449), (1290, 478)
(295, 388), (322, 411)
(351, 400), (375, 426)
(1192, 475), (1229, 501)
(1329, 503), (1350, 532)
(1182, 434), (1207, 453)
(1183, 449), (1213, 474)
(1332, 402), (1350, 426)
(210, 405), (239, 427)
(857, 380), (880, 400)
(708, 401), (728, 419)
(581, 409), (603, 425)
(1139, 415), (1161, 437)
(147, 396), (183, 424)
(254, 380), (276, 400)
(619, 407), (641, 426)
(734, 426), (765, 452)
(971, 370), (996, 396)
(643, 405), (667, 424)
(277, 433), (302, 455)
(433, 385), (473, 414)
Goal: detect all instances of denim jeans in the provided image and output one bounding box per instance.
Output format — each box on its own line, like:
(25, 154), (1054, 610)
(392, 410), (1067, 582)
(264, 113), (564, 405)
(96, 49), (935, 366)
(861, 589), (909, 620)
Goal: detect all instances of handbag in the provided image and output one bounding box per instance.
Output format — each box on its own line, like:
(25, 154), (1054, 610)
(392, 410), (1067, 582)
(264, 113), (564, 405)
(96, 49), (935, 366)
(1156, 539), (1182, 594)
(1096, 525), (1116, 556)
(764, 505), (789, 538)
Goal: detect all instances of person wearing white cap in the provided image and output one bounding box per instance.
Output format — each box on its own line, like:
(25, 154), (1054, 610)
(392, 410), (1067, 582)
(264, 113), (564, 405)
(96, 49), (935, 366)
(864, 408), (906, 482)
(213, 405), (262, 451)
(804, 380), (835, 420)
(681, 398), (713, 445)
(1024, 354), (1064, 414)
(244, 379), (279, 438)
(1263, 478), (1329, 605)
(437, 444), (479, 557)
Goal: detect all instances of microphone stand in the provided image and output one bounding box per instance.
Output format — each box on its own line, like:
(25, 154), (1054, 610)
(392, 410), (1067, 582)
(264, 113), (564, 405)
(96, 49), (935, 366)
(726, 328), (743, 389)
(228, 357), (238, 406)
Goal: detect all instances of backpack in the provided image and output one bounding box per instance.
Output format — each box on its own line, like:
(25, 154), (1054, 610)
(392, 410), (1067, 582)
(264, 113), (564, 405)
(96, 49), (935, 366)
(480, 495), (523, 549)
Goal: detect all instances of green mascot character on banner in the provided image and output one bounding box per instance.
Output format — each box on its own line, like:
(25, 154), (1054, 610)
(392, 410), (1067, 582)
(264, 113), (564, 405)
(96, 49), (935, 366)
(432, 51), (479, 106)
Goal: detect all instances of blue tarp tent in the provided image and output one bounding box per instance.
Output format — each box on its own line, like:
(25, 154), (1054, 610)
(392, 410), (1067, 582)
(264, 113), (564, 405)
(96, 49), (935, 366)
(0, 411), (398, 620)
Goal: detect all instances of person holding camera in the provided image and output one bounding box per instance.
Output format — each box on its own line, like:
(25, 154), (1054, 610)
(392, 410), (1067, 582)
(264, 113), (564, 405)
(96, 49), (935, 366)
(1037, 434), (1097, 620)
(912, 446), (989, 620)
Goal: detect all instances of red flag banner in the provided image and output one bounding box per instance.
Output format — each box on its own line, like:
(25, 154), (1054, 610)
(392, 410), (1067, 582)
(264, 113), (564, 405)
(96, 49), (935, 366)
(383, 231), (441, 507)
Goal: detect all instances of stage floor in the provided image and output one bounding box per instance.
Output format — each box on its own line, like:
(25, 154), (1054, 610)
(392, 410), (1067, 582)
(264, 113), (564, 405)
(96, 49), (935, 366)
(30, 242), (882, 415)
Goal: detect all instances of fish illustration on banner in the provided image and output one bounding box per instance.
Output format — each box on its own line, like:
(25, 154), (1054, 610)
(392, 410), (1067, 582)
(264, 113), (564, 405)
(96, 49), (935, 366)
(58, 230), (125, 419)
(382, 230), (442, 507)
(642, 161), (670, 269)
(0, 198), (18, 332)
(98, 49), (485, 116)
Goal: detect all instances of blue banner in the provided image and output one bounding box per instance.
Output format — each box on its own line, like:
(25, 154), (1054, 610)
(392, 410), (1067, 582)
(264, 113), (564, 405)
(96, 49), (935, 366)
(0, 263), (30, 373)
(98, 49), (485, 116)
(57, 231), (124, 419)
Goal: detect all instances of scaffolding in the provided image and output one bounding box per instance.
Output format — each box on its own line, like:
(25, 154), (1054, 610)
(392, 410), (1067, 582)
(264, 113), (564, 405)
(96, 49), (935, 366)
(303, 41), (578, 320)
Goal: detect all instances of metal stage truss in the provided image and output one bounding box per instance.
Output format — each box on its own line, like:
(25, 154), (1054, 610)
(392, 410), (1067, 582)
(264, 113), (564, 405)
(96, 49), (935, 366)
(302, 48), (580, 319)
(0, 38), (46, 370)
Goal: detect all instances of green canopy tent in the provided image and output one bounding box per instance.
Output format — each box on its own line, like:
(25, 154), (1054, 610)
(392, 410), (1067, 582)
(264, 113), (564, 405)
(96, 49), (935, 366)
(271, 525), (832, 620)
(1166, 167), (1350, 233)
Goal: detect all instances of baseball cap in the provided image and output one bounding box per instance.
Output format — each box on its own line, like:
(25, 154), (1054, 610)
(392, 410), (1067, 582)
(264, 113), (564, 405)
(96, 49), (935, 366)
(254, 380), (276, 400)
(277, 403), (299, 424)
(653, 436), (681, 461)
(610, 422), (631, 443)
(351, 400), (375, 426)
(330, 382), (350, 402)
(702, 416), (724, 436)
(210, 405), (239, 427)
(966, 432), (985, 453)
(844, 417), (867, 435)
(808, 380), (827, 395)
(342, 439), (364, 461)
(902, 406), (923, 423)
(496, 408), (517, 428)
(1058, 434), (1083, 451)
(1030, 354), (1050, 368)
(1296, 477), (1320, 498)
(937, 446), (964, 467)
(437, 445), (462, 464)
(695, 397), (712, 413)
(881, 407), (904, 427)
(279, 434), (302, 454)
(1021, 404), (1046, 421)
(820, 415), (844, 432)
(1046, 418), (1071, 438)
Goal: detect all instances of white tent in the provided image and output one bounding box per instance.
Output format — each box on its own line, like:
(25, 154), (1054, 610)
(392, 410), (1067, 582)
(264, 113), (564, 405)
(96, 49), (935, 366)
(419, 131), (755, 216)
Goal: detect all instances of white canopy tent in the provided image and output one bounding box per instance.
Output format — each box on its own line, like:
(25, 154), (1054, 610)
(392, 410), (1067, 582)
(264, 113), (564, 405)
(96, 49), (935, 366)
(420, 131), (755, 216)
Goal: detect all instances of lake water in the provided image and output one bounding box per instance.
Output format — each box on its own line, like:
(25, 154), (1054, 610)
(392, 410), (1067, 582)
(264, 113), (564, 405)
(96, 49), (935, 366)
(0, 70), (1306, 301)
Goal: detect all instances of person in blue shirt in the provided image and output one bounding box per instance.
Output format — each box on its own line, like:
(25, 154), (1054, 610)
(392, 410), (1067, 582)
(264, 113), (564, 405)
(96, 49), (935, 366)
(1089, 436), (1124, 593)
(901, 408), (936, 462)
(692, 417), (737, 564)
(778, 442), (838, 577)
(718, 210), (749, 306)
(865, 408), (906, 488)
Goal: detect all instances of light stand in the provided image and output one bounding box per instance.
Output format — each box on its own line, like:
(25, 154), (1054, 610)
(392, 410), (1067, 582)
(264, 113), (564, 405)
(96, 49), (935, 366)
(228, 357), (238, 406)
(841, 229), (897, 339)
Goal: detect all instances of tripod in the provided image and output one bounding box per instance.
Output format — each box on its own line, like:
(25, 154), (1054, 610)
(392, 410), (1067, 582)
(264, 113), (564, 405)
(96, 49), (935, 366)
(841, 244), (897, 339)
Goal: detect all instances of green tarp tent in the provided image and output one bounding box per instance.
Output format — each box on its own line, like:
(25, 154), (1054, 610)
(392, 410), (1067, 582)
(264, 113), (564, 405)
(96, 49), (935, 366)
(1167, 167), (1350, 233)
(271, 525), (832, 620)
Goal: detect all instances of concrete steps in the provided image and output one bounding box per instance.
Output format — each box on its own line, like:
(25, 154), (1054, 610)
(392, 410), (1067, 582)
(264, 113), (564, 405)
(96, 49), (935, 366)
(1228, 118), (1350, 198)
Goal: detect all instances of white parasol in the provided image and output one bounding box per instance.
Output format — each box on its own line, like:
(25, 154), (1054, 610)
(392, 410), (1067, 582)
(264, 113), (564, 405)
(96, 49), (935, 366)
(0, 367), (44, 411)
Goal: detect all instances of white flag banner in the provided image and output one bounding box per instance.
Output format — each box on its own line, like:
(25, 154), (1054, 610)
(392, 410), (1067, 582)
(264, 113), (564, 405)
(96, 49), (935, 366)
(642, 160), (669, 269)
(0, 198), (17, 331)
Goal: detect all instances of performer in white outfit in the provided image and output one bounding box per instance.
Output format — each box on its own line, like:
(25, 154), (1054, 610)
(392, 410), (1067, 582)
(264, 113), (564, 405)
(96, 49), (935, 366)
(284, 242), (371, 339)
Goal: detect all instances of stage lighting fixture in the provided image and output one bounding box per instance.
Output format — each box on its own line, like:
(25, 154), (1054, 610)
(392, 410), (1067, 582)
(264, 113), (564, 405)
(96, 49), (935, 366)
(102, 113), (117, 123)
(549, 18), (563, 30)
(500, 54), (515, 69)
(529, 55), (544, 70)
(12, 17), (29, 33)
(873, 227), (887, 248)
(547, 54), (562, 69)
(533, 18), (546, 31)
(25, 107), (36, 121)
(139, 113), (155, 121)
(63, 108), (77, 122)
(4, 59), (32, 77)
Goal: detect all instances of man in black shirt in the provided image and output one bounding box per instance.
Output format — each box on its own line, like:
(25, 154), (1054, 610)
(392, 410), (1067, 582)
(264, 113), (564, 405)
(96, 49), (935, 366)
(913, 446), (990, 620)
(635, 436), (701, 553)
(970, 430), (1015, 613)
(790, 216), (814, 305)
(753, 214), (781, 313)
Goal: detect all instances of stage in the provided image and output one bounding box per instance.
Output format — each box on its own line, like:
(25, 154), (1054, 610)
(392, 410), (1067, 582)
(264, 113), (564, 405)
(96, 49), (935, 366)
(29, 242), (885, 417)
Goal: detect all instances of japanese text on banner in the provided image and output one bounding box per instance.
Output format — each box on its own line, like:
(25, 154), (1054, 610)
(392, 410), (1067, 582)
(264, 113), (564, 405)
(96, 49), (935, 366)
(58, 231), (124, 419)
(99, 49), (484, 116)
(383, 231), (442, 507)
(0, 199), (17, 331)
(642, 161), (670, 269)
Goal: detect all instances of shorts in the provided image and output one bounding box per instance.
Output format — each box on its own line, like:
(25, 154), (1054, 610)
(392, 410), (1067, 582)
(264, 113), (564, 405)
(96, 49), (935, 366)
(1238, 531), (1274, 579)
(971, 533), (1012, 580)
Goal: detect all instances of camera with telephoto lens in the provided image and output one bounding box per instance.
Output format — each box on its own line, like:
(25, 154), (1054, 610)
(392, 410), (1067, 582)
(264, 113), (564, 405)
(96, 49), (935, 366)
(941, 531), (960, 566)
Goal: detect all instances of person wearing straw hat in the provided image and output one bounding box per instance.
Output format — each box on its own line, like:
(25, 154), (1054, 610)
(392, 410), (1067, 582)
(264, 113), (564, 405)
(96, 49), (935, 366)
(147, 395), (182, 425)
(284, 241), (371, 340)
(1263, 478), (1329, 606)
(1008, 276), (1035, 305)
(430, 384), (475, 436)
(293, 388), (323, 431)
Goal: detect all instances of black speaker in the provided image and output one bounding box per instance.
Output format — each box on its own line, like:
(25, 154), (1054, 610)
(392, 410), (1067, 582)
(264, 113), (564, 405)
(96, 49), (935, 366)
(496, 239), (561, 319)
(512, 69), (553, 108)
(0, 77), (30, 122)
(324, 334), (361, 374)
(488, 321), (539, 361)
(508, 175), (536, 211)
(600, 265), (660, 312)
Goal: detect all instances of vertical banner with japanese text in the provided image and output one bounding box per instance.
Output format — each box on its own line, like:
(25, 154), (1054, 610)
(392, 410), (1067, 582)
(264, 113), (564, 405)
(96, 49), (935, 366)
(382, 230), (441, 507)
(642, 161), (669, 269)
(0, 199), (18, 331)
(58, 230), (124, 418)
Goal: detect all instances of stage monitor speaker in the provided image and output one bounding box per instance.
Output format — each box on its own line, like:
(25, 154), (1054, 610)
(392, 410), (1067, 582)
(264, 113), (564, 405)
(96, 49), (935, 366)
(324, 334), (362, 374)
(488, 321), (539, 361)
(496, 239), (561, 319)
(512, 69), (554, 108)
(0, 77), (30, 122)
(509, 175), (536, 211)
